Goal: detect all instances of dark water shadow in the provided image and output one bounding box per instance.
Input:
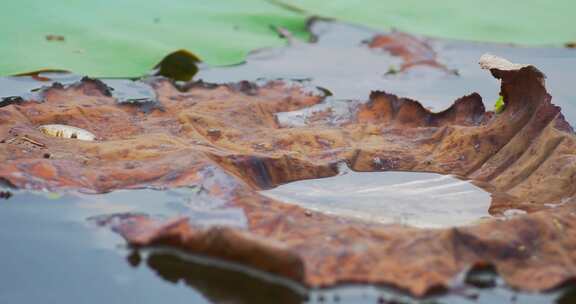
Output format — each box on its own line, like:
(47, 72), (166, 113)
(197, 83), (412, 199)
(138, 247), (574, 304)
(141, 250), (307, 304)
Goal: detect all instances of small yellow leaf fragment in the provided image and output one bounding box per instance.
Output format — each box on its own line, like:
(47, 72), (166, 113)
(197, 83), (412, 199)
(45, 192), (62, 200)
(38, 124), (96, 141)
(553, 218), (564, 232)
(494, 96), (505, 114)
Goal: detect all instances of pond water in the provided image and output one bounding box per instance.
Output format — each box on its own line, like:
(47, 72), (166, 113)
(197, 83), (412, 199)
(261, 166), (492, 228)
(0, 186), (572, 304)
(199, 20), (576, 125)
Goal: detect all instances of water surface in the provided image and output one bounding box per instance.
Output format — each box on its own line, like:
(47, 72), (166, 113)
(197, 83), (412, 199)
(261, 168), (491, 228)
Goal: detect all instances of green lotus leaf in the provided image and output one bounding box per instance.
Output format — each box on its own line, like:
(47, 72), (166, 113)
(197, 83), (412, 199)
(0, 0), (309, 77)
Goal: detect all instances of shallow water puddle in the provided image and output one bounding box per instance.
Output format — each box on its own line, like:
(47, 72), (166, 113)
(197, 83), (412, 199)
(260, 168), (492, 228)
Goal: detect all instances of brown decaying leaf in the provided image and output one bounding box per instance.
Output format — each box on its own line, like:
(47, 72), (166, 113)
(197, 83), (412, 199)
(0, 56), (575, 296)
(368, 31), (451, 73)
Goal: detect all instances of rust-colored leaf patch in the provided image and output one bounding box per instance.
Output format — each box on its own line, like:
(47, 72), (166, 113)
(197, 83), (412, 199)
(368, 31), (451, 73)
(1, 55), (575, 296)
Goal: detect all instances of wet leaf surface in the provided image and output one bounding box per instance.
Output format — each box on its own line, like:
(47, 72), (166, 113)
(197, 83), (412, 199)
(1, 51), (576, 297)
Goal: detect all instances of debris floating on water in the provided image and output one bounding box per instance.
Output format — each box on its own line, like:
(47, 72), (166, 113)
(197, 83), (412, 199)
(45, 34), (65, 42)
(38, 124), (96, 141)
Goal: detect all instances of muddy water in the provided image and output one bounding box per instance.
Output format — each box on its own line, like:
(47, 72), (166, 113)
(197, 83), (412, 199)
(1, 19), (576, 304)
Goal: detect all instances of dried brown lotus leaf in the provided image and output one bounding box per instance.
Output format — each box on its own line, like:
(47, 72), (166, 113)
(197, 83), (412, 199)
(0, 55), (575, 295)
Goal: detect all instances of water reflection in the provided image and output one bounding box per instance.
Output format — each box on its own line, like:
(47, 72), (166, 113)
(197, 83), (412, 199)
(141, 250), (306, 304)
(0, 72), (158, 108)
(261, 168), (492, 228)
(275, 97), (362, 127)
(137, 249), (574, 304)
(557, 285), (576, 304)
(0, 187), (210, 304)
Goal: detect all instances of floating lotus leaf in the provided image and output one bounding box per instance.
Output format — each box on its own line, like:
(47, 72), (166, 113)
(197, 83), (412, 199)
(0, 0), (309, 77)
(0, 56), (575, 296)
